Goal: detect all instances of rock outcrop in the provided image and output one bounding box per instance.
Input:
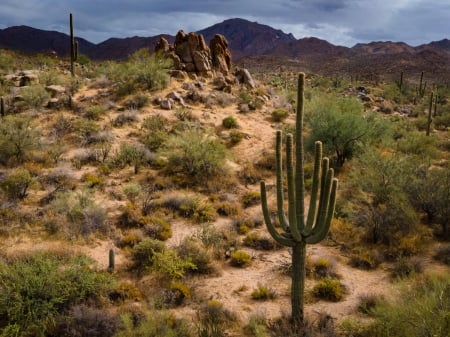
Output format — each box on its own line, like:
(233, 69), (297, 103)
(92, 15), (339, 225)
(156, 31), (232, 76)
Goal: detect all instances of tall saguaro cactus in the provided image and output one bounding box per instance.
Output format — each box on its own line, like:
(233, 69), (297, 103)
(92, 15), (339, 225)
(69, 13), (77, 76)
(260, 72), (338, 324)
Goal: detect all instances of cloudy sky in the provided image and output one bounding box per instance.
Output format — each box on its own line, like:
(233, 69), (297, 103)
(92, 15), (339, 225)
(0, 0), (448, 47)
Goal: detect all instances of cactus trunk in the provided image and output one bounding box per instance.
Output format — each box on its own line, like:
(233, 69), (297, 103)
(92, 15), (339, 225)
(260, 72), (338, 325)
(69, 13), (76, 76)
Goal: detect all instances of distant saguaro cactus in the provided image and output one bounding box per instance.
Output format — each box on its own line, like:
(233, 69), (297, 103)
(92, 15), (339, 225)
(69, 13), (77, 76)
(108, 248), (115, 272)
(1, 96), (5, 117)
(260, 73), (338, 324)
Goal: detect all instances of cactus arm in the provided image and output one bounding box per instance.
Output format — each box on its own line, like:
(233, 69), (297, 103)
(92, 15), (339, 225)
(304, 141), (323, 235)
(305, 177), (338, 244)
(260, 181), (296, 247)
(286, 134), (302, 242)
(275, 131), (289, 231)
(295, 73), (306, 230)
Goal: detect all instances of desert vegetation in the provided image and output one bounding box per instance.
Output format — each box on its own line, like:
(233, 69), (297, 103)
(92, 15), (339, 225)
(0, 32), (449, 337)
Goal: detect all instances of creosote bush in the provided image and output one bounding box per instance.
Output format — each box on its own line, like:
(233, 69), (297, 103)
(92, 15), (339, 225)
(251, 283), (277, 300)
(312, 278), (345, 302)
(0, 251), (114, 337)
(230, 250), (252, 267)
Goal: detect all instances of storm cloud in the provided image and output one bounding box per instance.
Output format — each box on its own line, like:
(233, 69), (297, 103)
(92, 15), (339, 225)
(0, 0), (448, 46)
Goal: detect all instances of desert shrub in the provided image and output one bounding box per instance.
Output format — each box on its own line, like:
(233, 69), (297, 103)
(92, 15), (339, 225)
(160, 193), (217, 222)
(53, 304), (122, 337)
(175, 107), (197, 122)
(367, 273), (450, 337)
(251, 284), (277, 300)
(222, 116), (238, 129)
(143, 216), (173, 241)
(84, 104), (106, 120)
(52, 113), (74, 137)
(195, 300), (237, 337)
(215, 200), (242, 217)
(243, 314), (268, 337)
(312, 278), (345, 302)
(271, 108), (289, 122)
(348, 251), (381, 270)
(49, 189), (107, 237)
(0, 252), (114, 337)
(243, 232), (276, 250)
(73, 118), (101, 146)
(82, 172), (105, 189)
(123, 182), (142, 203)
(177, 237), (215, 274)
(20, 84), (50, 110)
(194, 223), (224, 249)
(164, 128), (228, 183)
(267, 311), (335, 337)
(101, 49), (172, 97)
(312, 257), (337, 279)
(390, 256), (425, 279)
(396, 130), (438, 159)
(129, 237), (165, 272)
(241, 191), (261, 208)
(113, 109), (139, 127)
(117, 308), (192, 337)
(238, 160), (264, 185)
(357, 293), (381, 315)
(151, 249), (196, 280)
(0, 168), (33, 200)
(228, 129), (244, 146)
(235, 217), (260, 235)
(116, 230), (143, 248)
(230, 250), (252, 267)
(159, 280), (191, 307)
(0, 115), (39, 165)
(111, 142), (152, 173)
(140, 114), (170, 151)
(433, 245), (450, 265)
(125, 93), (149, 109)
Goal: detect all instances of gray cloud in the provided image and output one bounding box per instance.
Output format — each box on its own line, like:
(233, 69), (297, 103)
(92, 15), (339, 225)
(0, 0), (448, 46)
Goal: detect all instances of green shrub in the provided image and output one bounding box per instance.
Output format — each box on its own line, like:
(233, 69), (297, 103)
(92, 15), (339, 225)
(84, 104), (106, 120)
(117, 308), (192, 337)
(312, 257), (337, 279)
(312, 278), (345, 301)
(164, 128), (228, 183)
(113, 110), (139, 127)
(271, 108), (289, 122)
(357, 293), (381, 315)
(140, 114), (169, 151)
(143, 216), (173, 241)
(390, 257), (424, 279)
(125, 94), (149, 109)
(222, 116), (238, 129)
(433, 245), (450, 265)
(151, 249), (196, 280)
(195, 300), (236, 337)
(129, 237), (166, 272)
(0, 168), (32, 200)
(243, 232), (276, 250)
(0, 115), (39, 164)
(0, 252), (114, 337)
(20, 84), (50, 110)
(241, 191), (261, 208)
(230, 250), (252, 267)
(251, 284), (277, 300)
(367, 273), (450, 337)
(228, 130), (244, 146)
(122, 182), (142, 203)
(177, 237), (215, 274)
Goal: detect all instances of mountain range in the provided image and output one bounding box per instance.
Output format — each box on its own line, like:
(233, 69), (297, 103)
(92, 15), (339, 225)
(1, 18), (449, 79)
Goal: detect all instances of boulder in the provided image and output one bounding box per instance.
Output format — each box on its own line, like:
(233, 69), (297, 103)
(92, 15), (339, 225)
(210, 34), (232, 75)
(235, 68), (256, 88)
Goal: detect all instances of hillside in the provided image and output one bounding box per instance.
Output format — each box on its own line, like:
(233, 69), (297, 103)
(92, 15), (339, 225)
(0, 46), (449, 336)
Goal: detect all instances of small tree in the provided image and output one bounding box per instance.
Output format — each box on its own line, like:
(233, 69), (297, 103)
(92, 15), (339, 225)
(306, 93), (387, 168)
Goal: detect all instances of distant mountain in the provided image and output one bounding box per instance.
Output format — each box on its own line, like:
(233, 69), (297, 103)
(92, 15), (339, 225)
(196, 18), (296, 59)
(0, 25), (94, 56)
(0, 19), (449, 79)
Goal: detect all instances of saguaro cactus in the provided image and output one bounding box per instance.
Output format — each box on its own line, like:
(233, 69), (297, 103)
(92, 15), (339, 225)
(69, 13), (77, 76)
(1, 96), (5, 117)
(108, 248), (115, 272)
(260, 73), (338, 324)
